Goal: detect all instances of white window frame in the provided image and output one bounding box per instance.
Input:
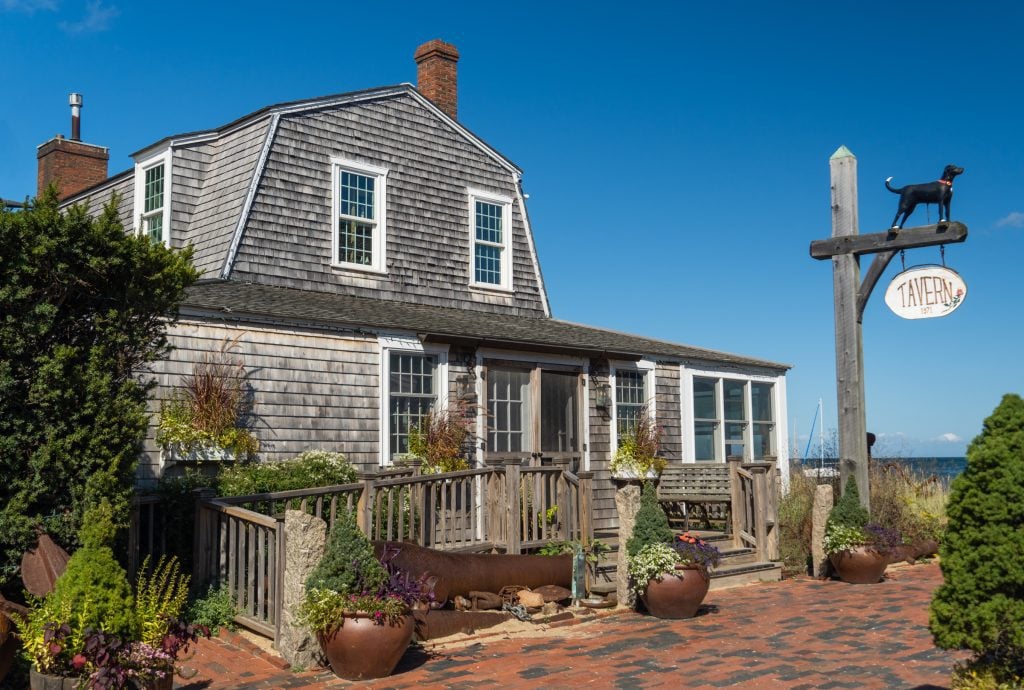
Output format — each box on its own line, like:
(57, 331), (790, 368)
(332, 157), (388, 274)
(468, 188), (513, 291)
(377, 335), (449, 467)
(681, 366), (786, 464)
(609, 359), (656, 452)
(133, 149), (171, 246)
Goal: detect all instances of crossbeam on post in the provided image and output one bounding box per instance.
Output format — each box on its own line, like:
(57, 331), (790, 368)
(809, 147), (969, 510)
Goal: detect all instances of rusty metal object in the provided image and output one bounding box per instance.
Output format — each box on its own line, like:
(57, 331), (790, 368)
(374, 541), (571, 604)
(21, 531), (70, 598)
(533, 585), (572, 603)
(413, 609), (512, 640)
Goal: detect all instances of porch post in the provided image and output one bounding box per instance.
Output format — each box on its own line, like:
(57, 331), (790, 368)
(504, 458), (522, 554)
(553, 457), (570, 541)
(727, 457), (743, 549)
(578, 471), (594, 546)
(191, 487), (216, 593)
(355, 472), (376, 538)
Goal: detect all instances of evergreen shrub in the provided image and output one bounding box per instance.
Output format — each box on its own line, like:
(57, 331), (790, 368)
(826, 476), (870, 531)
(306, 509), (386, 595)
(931, 394), (1024, 686)
(626, 481), (674, 558)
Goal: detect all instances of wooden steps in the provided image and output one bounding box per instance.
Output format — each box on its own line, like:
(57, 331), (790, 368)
(588, 530), (782, 595)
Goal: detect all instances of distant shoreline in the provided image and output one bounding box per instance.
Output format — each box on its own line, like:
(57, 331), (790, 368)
(795, 456), (966, 482)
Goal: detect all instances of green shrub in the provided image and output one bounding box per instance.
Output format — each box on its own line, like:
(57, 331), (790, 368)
(826, 476), (870, 531)
(47, 501), (135, 639)
(216, 450), (356, 496)
(186, 584), (237, 635)
(306, 509), (385, 594)
(778, 467), (817, 574)
(626, 481), (673, 558)
(931, 394), (1024, 684)
(0, 189), (198, 585)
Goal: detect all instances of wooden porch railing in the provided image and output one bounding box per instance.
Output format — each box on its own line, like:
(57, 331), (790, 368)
(191, 460), (593, 641)
(728, 457), (780, 563)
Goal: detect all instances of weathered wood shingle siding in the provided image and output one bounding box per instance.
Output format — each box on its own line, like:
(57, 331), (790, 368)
(587, 364), (617, 532)
(170, 145), (210, 255)
(183, 119), (272, 277)
(142, 319), (380, 483)
(229, 95), (546, 317)
(656, 363), (682, 462)
(67, 173), (134, 229)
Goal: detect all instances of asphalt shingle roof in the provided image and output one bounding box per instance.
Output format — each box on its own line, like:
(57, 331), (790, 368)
(182, 280), (789, 371)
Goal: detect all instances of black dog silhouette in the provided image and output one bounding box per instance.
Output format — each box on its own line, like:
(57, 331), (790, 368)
(885, 164), (964, 229)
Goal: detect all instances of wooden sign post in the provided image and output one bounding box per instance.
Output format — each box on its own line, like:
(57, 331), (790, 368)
(809, 146), (968, 509)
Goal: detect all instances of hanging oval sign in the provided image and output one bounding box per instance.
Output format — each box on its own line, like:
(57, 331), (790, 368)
(884, 265), (967, 319)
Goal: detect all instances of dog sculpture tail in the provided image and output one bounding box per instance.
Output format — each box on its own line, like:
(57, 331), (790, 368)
(884, 177), (902, 194)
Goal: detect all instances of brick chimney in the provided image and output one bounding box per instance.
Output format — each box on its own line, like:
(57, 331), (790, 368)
(37, 93), (109, 200)
(414, 39), (459, 120)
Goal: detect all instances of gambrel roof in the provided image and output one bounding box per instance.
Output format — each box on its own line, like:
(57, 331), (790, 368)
(182, 280), (790, 371)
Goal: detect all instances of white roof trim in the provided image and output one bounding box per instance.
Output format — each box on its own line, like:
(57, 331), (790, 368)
(220, 113), (280, 279)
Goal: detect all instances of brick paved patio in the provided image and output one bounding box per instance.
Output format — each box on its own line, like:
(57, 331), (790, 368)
(180, 561), (962, 689)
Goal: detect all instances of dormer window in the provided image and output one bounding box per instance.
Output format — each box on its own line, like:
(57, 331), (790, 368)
(332, 158), (388, 273)
(468, 189), (512, 290)
(133, 149), (171, 245)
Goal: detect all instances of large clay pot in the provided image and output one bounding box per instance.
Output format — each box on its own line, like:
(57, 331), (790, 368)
(318, 614), (415, 680)
(29, 667), (81, 690)
(830, 546), (888, 584)
(639, 565), (710, 619)
(913, 539), (939, 559)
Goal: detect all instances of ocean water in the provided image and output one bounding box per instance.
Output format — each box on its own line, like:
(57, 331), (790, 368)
(798, 456), (967, 483)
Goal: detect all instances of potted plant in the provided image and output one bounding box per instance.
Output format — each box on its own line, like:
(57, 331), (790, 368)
(298, 510), (431, 681)
(625, 482), (720, 618)
(406, 404), (474, 474)
(610, 410), (667, 479)
(156, 336), (258, 468)
(823, 477), (901, 584)
(18, 505), (207, 690)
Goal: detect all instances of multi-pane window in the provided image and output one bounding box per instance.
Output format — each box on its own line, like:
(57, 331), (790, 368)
(751, 382), (775, 459)
(389, 353), (436, 459)
(142, 164), (164, 243)
(470, 192), (511, 289)
(691, 377), (776, 461)
(338, 171), (376, 266)
(615, 370), (646, 438)
(693, 377), (719, 461)
(333, 160), (387, 272)
(723, 379), (747, 459)
(487, 369), (530, 453)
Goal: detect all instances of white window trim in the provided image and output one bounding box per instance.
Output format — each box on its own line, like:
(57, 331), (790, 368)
(332, 157), (389, 274)
(468, 188), (513, 292)
(609, 359), (656, 453)
(680, 366), (787, 467)
(377, 335), (449, 467)
(132, 149), (171, 246)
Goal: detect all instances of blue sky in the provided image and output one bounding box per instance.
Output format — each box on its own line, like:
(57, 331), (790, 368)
(3, 1), (1021, 457)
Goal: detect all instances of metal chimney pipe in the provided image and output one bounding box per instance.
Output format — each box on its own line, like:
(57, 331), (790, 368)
(69, 93), (83, 141)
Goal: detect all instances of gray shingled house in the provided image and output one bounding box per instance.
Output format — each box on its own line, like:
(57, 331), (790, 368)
(39, 40), (790, 537)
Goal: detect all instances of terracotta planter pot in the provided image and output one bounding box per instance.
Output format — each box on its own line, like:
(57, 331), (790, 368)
(29, 668), (81, 690)
(639, 565), (710, 619)
(830, 546), (888, 584)
(318, 614), (415, 680)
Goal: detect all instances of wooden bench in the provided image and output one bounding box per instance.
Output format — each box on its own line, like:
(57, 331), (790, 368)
(656, 464), (732, 530)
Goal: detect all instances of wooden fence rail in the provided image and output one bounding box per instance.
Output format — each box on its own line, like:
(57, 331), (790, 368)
(190, 461), (593, 640)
